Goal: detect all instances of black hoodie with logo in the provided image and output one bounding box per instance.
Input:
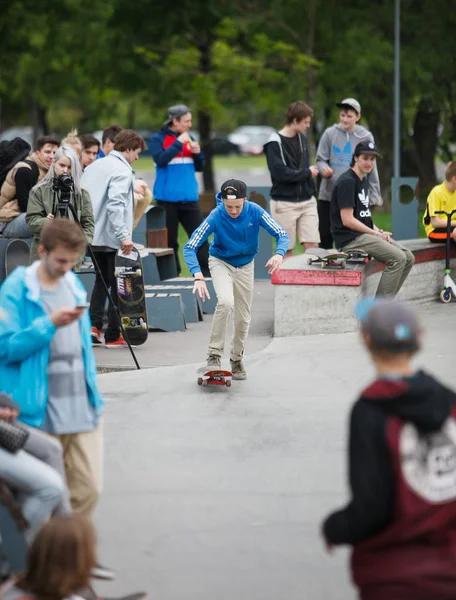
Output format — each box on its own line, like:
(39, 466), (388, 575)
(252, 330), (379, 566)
(324, 371), (456, 599)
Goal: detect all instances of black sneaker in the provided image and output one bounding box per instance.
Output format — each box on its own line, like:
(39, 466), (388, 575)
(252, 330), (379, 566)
(207, 354), (221, 369)
(91, 563), (115, 580)
(230, 359), (246, 380)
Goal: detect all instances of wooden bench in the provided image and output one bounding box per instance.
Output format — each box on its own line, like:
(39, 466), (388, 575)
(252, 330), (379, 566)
(144, 247), (178, 281)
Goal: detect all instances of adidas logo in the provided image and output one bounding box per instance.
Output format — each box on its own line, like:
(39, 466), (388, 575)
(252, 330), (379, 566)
(358, 189), (371, 218)
(358, 189), (370, 208)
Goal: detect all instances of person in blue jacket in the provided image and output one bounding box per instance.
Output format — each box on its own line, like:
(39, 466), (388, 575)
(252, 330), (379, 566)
(183, 179), (289, 380)
(0, 219), (105, 523)
(149, 104), (210, 277)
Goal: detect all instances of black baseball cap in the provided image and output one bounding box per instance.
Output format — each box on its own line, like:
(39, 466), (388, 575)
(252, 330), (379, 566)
(355, 298), (420, 353)
(164, 104), (191, 126)
(221, 179), (247, 200)
(353, 141), (382, 158)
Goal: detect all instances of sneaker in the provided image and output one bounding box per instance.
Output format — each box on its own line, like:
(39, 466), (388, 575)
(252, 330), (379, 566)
(207, 354), (221, 369)
(230, 359), (246, 380)
(91, 563), (115, 581)
(91, 326), (103, 345)
(105, 335), (128, 348)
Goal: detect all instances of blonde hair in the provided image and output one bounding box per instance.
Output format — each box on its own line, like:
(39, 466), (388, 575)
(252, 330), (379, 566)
(35, 145), (83, 193)
(61, 128), (82, 157)
(445, 161), (456, 182)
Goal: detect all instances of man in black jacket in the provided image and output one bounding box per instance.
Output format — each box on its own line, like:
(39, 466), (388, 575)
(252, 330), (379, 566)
(264, 101), (319, 256)
(0, 136), (59, 238)
(323, 298), (456, 600)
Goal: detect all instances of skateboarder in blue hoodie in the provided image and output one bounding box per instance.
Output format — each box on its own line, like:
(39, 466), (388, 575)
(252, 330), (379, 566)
(183, 179), (289, 380)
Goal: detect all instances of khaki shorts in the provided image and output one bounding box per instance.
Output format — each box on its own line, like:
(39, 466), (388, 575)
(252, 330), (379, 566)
(270, 197), (320, 249)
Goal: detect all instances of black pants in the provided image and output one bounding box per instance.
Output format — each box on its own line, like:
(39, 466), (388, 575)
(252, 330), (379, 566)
(317, 199), (334, 249)
(89, 250), (121, 342)
(157, 200), (210, 277)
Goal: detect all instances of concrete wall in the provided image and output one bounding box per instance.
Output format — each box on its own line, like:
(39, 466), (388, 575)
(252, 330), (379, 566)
(274, 248), (456, 337)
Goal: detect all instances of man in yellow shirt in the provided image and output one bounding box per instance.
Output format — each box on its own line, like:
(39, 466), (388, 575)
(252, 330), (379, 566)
(424, 161), (456, 241)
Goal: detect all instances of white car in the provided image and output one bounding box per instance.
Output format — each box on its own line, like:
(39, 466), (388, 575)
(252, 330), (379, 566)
(227, 126), (275, 155)
(0, 127), (34, 147)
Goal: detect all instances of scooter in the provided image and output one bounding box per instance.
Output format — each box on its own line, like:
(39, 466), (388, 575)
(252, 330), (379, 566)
(435, 209), (456, 303)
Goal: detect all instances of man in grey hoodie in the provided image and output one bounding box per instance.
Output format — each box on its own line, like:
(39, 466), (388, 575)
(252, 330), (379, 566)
(316, 98), (382, 248)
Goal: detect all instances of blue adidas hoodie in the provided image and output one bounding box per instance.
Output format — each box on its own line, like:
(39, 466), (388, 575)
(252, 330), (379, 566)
(183, 193), (289, 274)
(150, 127), (204, 202)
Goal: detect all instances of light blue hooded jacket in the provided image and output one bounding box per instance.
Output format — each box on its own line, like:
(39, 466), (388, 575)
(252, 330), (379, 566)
(0, 262), (103, 427)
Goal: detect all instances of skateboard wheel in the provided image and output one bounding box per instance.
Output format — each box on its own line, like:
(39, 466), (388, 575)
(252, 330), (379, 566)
(226, 380), (232, 387)
(202, 380), (208, 387)
(440, 288), (452, 303)
(121, 317), (131, 326)
(141, 323), (148, 330)
(197, 377), (203, 385)
(135, 269), (142, 277)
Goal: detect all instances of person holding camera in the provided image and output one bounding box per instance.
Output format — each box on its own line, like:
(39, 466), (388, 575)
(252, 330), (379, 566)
(26, 146), (94, 263)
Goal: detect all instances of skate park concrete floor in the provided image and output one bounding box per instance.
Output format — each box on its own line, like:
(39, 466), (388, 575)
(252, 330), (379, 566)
(93, 286), (456, 600)
(92, 281), (275, 371)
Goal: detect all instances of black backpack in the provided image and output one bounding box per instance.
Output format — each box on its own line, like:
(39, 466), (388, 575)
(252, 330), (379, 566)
(0, 137), (32, 191)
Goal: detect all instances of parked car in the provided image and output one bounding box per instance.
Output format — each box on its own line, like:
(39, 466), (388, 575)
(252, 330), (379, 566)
(227, 126), (275, 155)
(0, 127), (35, 147)
(190, 131), (240, 156)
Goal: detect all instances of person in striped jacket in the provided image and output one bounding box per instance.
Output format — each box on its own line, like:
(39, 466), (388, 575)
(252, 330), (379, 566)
(183, 179), (289, 380)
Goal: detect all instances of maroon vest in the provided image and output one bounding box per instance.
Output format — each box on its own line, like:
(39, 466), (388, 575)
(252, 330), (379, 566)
(352, 406), (456, 599)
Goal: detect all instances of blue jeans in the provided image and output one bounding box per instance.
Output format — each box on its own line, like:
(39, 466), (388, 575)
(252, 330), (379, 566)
(2, 213), (31, 239)
(0, 426), (70, 543)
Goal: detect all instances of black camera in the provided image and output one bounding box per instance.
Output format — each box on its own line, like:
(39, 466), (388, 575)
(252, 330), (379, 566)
(53, 173), (74, 194)
(53, 173), (74, 216)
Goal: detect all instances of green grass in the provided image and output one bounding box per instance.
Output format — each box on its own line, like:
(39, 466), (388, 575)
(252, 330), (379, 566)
(135, 154), (267, 173)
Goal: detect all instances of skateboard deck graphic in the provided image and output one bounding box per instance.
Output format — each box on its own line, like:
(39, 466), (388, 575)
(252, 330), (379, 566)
(5, 239), (30, 277)
(197, 367), (233, 387)
(114, 247), (148, 346)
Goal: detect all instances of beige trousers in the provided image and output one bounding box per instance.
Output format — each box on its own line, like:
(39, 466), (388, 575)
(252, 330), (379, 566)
(208, 256), (254, 362)
(52, 422), (103, 518)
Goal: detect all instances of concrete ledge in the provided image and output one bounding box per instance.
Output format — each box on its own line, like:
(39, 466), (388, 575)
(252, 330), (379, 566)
(273, 239), (456, 337)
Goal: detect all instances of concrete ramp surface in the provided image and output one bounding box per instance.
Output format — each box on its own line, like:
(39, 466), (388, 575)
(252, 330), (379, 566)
(95, 304), (456, 600)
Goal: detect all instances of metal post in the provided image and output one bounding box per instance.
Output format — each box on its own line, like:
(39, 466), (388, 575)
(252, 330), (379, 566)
(393, 0), (400, 178)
